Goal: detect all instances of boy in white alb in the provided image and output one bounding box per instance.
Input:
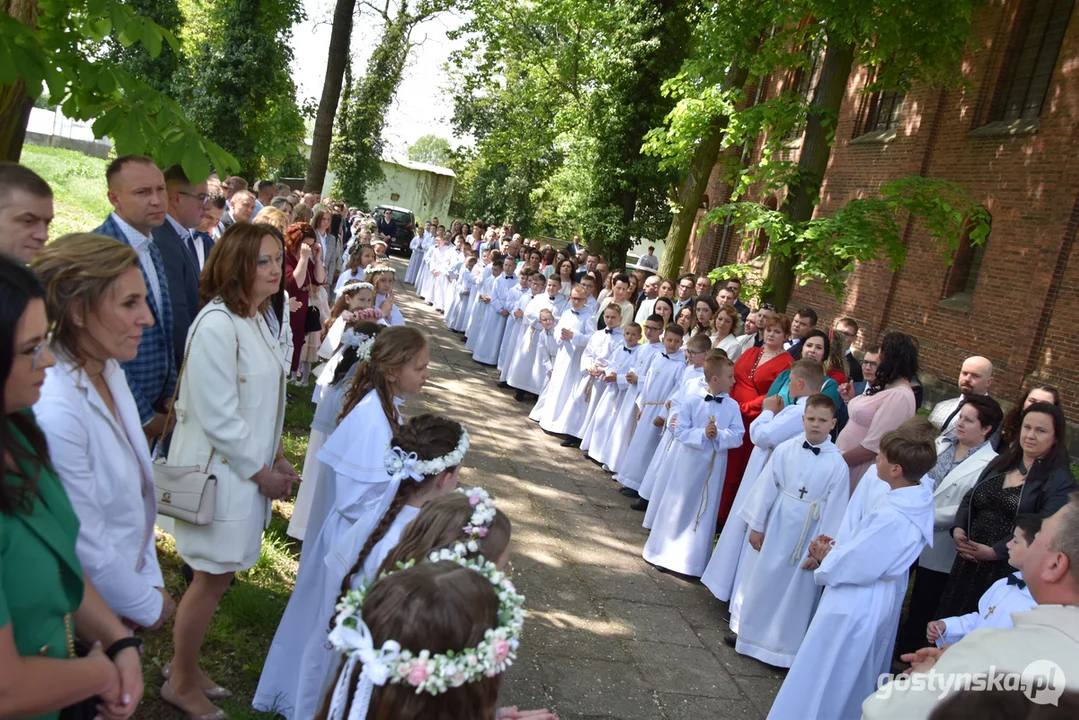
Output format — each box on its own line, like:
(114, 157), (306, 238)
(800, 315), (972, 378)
(472, 256), (520, 364)
(600, 315), (665, 473)
(531, 286), (595, 429)
(559, 304), (624, 447)
(614, 325), (686, 492)
(580, 323), (642, 460)
(767, 418), (937, 720)
(702, 360), (827, 634)
(498, 270), (544, 380)
(733, 394), (850, 667)
(637, 333), (712, 514)
(465, 254), (501, 352)
(447, 256), (478, 333)
(926, 514), (1039, 647)
(642, 351), (742, 576)
(509, 276), (566, 400)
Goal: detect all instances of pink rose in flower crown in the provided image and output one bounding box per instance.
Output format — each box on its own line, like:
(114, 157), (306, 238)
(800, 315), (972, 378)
(469, 494), (481, 506)
(341, 310), (358, 324)
(356, 308), (384, 321)
(477, 526), (488, 537)
(492, 638), (511, 664)
(406, 660), (429, 686)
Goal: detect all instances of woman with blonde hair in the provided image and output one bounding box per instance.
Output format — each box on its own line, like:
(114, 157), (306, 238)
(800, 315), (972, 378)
(253, 206), (289, 234)
(161, 222), (299, 719)
(32, 234), (174, 632)
(712, 303), (745, 361)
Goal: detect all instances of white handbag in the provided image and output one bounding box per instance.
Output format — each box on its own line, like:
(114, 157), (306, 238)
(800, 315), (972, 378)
(152, 310), (232, 525)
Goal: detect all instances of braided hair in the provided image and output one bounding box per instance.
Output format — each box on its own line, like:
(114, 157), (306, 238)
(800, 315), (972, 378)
(327, 414), (465, 633)
(338, 326), (427, 426)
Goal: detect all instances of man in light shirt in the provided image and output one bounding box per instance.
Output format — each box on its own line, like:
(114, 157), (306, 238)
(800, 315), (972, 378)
(92, 155), (175, 439)
(637, 245), (659, 271)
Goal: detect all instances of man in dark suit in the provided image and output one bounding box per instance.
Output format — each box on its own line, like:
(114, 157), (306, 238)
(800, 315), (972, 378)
(834, 316), (863, 383)
(784, 306), (817, 360)
(565, 234), (585, 257)
(725, 277), (751, 322)
(93, 155), (175, 439)
(155, 165), (207, 371)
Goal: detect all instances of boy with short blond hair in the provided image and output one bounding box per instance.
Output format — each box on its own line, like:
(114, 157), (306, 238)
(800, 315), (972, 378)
(732, 393), (849, 667)
(642, 351), (743, 576)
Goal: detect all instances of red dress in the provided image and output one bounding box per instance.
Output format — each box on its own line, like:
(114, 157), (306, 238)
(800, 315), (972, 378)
(719, 346), (794, 521)
(285, 250), (315, 372)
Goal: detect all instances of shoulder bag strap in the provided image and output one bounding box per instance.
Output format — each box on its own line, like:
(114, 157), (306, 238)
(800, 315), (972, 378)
(156, 308), (239, 470)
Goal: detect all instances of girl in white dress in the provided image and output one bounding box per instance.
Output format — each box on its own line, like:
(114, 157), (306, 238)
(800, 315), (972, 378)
(367, 265), (406, 327)
(287, 415), (472, 720)
(287, 318), (384, 543)
(254, 326), (430, 718)
(404, 232), (424, 284)
(334, 243), (375, 294)
(317, 281), (376, 360)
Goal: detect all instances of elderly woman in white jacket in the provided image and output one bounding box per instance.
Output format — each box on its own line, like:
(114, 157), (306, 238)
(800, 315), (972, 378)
(161, 222), (298, 719)
(32, 233), (175, 630)
(894, 393), (1003, 658)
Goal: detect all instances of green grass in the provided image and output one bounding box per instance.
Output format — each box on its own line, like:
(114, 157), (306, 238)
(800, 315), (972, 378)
(20, 145), (113, 236)
(23, 142), (322, 716)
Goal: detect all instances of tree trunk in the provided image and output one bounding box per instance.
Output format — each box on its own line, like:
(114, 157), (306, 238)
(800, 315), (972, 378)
(761, 40), (855, 311)
(657, 52), (755, 280)
(0, 0), (39, 161)
(303, 0), (357, 194)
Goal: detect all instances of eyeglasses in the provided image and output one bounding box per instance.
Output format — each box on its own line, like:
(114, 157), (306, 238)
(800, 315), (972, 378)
(22, 333), (52, 370)
(759, 303), (777, 311)
(861, 359), (879, 368)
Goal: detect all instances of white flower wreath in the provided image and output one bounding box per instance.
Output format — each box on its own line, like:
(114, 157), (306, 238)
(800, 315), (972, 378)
(383, 428), (470, 484)
(342, 280), (375, 294)
(340, 329), (375, 362)
(459, 486), (497, 554)
(365, 264), (396, 275)
(326, 555), (526, 720)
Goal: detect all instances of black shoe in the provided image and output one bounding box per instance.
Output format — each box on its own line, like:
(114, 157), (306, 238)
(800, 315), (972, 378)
(497, 381), (510, 388)
(724, 632), (738, 648)
(630, 498), (649, 512)
(514, 390), (527, 402)
(620, 488), (639, 497)
(559, 436), (581, 447)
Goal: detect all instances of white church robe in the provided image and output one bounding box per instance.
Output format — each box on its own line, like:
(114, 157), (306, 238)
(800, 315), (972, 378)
(498, 290), (536, 377)
(767, 478), (934, 720)
(599, 342), (661, 472)
(534, 308), (596, 434)
(640, 367), (706, 518)
(464, 264), (494, 348)
(580, 343), (641, 457)
(445, 268), (474, 331)
(613, 349), (684, 490)
(473, 275), (521, 364)
(561, 326), (622, 438)
(404, 236), (423, 284)
(641, 390), (744, 576)
(507, 293), (566, 393)
(700, 398), (808, 623)
(734, 434), (849, 667)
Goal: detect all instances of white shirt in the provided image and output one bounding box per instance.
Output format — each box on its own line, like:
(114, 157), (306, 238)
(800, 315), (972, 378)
(637, 252), (659, 270)
(110, 212), (163, 311)
(34, 356), (164, 626)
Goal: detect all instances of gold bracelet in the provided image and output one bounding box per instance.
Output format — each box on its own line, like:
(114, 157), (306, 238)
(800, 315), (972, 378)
(274, 452), (287, 462)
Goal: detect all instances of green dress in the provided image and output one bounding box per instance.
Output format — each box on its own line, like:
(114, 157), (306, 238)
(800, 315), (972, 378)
(0, 413), (85, 720)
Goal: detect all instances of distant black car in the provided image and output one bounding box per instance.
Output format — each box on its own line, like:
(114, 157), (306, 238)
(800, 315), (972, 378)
(373, 205), (415, 254)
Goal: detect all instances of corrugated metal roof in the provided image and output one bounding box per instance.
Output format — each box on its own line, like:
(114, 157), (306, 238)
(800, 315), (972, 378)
(382, 155), (457, 178)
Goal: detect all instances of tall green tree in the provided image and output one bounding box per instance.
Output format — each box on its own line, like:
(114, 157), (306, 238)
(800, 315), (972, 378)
(407, 133), (451, 165)
(179, 0), (307, 179)
(303, 0), (356, 193)
(104, 0), (185, 95)
(1, 0), (235, 177)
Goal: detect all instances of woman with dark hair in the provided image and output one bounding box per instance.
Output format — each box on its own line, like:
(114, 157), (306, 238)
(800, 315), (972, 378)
(935, 401), (1075, 617)
(692, 295), (719, 342)
(0, 255), (144, 720)
(284, 222), (326, 380)
(556, 259), (577, 300)
(653, 296), (675, 327)
(894, 394), (1003, 657)
(162, 223), (298, 718)
(836, 331), (919, 491)
(999, 384), (1059, 449)
(540, 248), (558, 278)
(766, 329), (843, 409)
(719, 314), (795, 522)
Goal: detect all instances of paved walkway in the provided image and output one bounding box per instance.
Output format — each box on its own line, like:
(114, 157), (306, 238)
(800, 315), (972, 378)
(390, 258), (784, 720)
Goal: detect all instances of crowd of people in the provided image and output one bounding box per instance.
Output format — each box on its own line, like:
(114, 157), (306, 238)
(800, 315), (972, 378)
(0, 155), (1077, 720)
(406, 220), (1079, 717)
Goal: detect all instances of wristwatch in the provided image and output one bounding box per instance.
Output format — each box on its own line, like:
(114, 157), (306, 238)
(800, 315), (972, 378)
(105, 636), (144, 660)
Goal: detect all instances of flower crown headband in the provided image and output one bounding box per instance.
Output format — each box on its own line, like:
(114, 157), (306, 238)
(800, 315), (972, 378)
(365, 264), (396, 275)
(384, 428), (470, 484)
(342, 280), (375, 295)
(460, 487), (497, 554)
(326, 555), (525, 720)
(340, 328), (376, 362)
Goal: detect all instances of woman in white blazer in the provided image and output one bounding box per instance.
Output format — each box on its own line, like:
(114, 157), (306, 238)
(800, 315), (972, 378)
(162, 222), (298, 719)
(32, 233), (175, 630)
(894, 394), (1003, 658)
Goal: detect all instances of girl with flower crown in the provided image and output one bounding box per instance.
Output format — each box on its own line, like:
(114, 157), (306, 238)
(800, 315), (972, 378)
(319, 281), (381, 360)
(287, 319), (385, 542)
(253, 354), (444, 717)
(335, 242), (376, 294)
(365, 265), (405, 327)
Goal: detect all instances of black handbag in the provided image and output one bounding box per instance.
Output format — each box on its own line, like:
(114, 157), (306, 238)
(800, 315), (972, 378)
(59, 635), (100, 719)
(303, 303), (322, 334)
